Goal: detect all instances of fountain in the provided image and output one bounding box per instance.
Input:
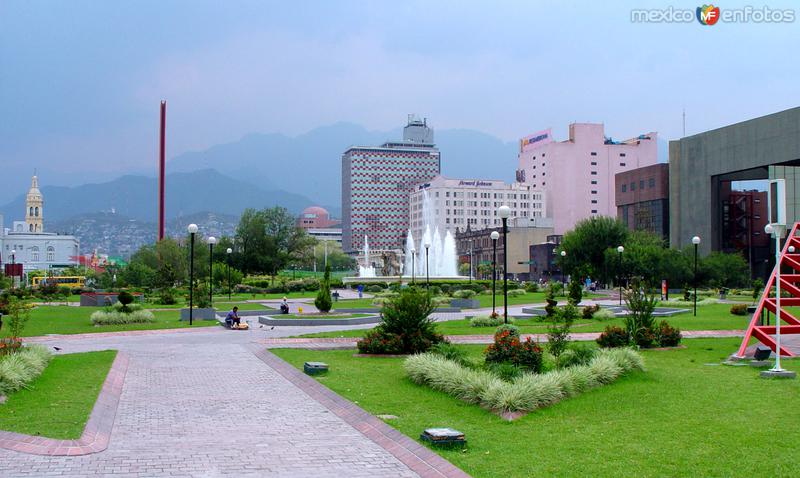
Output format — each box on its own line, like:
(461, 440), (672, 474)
(345, 190), (464, 283)
(358, 235), (377, 278)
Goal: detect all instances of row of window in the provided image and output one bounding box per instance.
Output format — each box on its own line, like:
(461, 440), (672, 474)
(621, 177), (657, 193)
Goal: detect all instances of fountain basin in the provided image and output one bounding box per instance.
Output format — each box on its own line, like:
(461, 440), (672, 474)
(342, 276), (469, 285)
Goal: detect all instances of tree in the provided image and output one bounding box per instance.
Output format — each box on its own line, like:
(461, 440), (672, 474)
(235, 207), (313, 276)
(568, 277), (583, 306)
(212, 261), (243, 289)
(700, 251), (750, 288)
(545, 282), (558, 318)
(314, 264), (333, 313)
(752, 278), (765, 304)
(559, 217), (629, 285)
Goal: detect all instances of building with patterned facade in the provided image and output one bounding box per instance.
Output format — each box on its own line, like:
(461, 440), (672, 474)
(341, 116), (440, 253)
(0, 175), (80, 273)
(615, 163), (670, 241)
(409, 175), (547, 242)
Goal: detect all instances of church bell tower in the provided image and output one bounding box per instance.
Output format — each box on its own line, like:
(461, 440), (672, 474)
(25, 174), (43, 233)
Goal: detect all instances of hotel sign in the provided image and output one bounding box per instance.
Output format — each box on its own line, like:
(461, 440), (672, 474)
(458, 180), (494, 187)
(520, 128), (552, 152)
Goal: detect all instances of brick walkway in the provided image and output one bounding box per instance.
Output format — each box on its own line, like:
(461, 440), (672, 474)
(1, 328), (435, 477)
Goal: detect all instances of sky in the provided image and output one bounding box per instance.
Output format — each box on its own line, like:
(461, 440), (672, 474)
(1, 0), (798, 201)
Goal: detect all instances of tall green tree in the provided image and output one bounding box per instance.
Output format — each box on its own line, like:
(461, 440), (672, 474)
(315, 264), (333, 313)
(559, 217), (629, 284)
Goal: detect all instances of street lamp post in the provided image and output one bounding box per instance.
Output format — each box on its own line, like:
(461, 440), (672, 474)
(410, 248), (416, 285)
(10, 249), (15, 289)
(498, 205), (511, 323)
(207, 236), (216, 308)
(469, 240), (474, 283)
(491, 230), (499, 316)
(765, 224), (786, 372)
(617, 245), (625, 306)
(226, 247), (233, 301)
(424, 242), (431, 289)
(187, 223), (198, 326)
(692, 236), (701, 317)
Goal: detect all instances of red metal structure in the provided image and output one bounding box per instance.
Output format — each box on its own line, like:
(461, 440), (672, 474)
(158, 100), (167, 241)
(736, 221), (800, 358)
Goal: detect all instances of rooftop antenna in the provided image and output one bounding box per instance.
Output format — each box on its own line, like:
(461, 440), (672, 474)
(682, 108), (686, 137)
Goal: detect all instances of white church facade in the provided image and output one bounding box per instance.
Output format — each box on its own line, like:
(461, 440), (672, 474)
(1, 175), (79, 272)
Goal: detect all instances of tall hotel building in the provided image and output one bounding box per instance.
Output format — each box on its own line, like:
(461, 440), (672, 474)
(515, 123), (658, 234)
(408, 175), (548, 241)
(342, 116), (440, 253)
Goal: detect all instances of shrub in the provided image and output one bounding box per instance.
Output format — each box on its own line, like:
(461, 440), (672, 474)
(158, 288), (177, 305)
(356, 329), (404, 354)
(507, 289), (526, 297)
(356, 287), (444, 354)
(452, 289), (476, 299)
(545, 283), (558, 318)
(429, 285), (442, 295)
(593, 308), (616, 320)
(596, 325), (629, 348)
(654, 320), (682, 347)
(568, 279), (583, 306)
(4, 297), (31, 339)
(581, 304), (599, 319)
(432, 296), (451, 307)
(470, 315), (515, 327)
(91, 309), (156, 325)
(405, 348), (644, 413)
(366, 284), (384, 293)
(525, 282), (540, 293)
(0, 345), (52, 397)
(314, 265), (332, 313)
(624, 284), (658, 347)
(116, 290), (134, 311)
(485, 326), (543, 373)
(752, 278), (764, 304)
(558, 345), (597, 369)
(485, 362), (522, 382)
(730, 303), (748, 316)
(548, 307), (575, 367)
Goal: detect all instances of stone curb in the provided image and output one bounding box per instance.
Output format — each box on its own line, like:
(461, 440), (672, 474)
(251, 346), (471, 478)
(0, 351), (129, 456)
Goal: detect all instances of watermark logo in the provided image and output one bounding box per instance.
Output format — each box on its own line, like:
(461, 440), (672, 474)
(697, 4), (721, 25)
(631, 5), (795, 23)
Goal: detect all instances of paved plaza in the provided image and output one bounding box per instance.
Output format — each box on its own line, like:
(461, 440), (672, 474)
(2, 298), (795, 477)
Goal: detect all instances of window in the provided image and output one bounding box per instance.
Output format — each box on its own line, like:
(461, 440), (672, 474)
(620, 162), (626, 167)
(591, 171), (597, 175)
(620, 153), (626, 157)
(639, 180), (645, 189)
(591, 162), (597, 166)
(591, 180), (597, 185)
(591, 190), (597, 194)
(591, 152), (597, 156)
(591, 209), (598, 214)
(47, 246), (55, 262)
(591, 200), (598, 204)
(31, 246), (39, 262)
(648, 178), (656, 188)
(630, 182), (636, 191)
(622, 184), (627, 192)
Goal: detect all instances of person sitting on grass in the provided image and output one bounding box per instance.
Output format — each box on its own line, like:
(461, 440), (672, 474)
(225, 306), (240, 328)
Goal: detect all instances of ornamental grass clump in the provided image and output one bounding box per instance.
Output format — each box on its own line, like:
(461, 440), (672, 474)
(91, 301), (155, 326)
(404, 347), (644, 413)
(0, 345), (52, 397)
(470, 315), (515, 327)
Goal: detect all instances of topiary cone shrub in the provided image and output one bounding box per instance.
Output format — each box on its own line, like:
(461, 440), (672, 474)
(356, 287), (445, 354)
(117, 290), (134, 313)
(314, 265), (333, 313)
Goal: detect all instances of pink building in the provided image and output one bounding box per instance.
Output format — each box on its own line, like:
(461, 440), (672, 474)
(297, 206), (340, 229)
(515, 123), (658, 234)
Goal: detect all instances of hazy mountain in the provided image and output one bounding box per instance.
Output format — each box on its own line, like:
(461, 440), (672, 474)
(169, 122), (520, 206)
(0, 169), (319, 225)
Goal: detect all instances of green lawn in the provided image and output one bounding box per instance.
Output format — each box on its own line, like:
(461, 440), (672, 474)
(273, 338), (800, 478)
(297, 303), (752, 339)
(0, 350), (117, 439)
(0, 306), (217, 338)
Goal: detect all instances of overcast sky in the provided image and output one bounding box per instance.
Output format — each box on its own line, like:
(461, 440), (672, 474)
(1, 0), (798, 193)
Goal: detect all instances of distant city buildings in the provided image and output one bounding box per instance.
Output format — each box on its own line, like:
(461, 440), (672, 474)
(341, 115), (440, 253)
(0, 175), (80, 273)
(408, 175), (548, 241)
(615, 163), (670, 241)
(297, 206), (343, 244)
(516, 123), (658, 234)
(455, 225), (555, 281)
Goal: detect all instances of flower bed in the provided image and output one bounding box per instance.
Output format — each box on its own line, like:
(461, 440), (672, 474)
(0, 345), (52, 397)
(404, 348), (644, 413)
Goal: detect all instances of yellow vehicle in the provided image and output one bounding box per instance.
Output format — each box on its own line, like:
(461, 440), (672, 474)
(31, 276), (86, 288)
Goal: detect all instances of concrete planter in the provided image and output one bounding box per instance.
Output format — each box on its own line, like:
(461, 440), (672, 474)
(450, 299), (480, 309)
(259, 314), (382, 327)
(180, 308), (218, 321)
